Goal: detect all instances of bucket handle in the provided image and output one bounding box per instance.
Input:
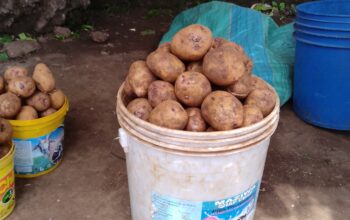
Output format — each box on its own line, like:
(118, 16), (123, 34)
(118, 128), (128, 153)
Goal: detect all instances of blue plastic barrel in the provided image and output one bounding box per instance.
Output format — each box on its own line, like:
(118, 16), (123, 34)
(295, 22), (350, 37)
(296, 16), (350, 30)
(294, 35), (350, 130)
(294, 30), (350, 48)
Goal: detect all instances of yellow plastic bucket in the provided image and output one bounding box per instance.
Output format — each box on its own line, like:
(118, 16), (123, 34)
(9, 98), (69, 178)
(0, 143), (15, 220)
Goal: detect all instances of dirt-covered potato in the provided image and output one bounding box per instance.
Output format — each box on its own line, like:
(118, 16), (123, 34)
(187, 61), (203, 73)
(201, 91), (243, 131)
(149, 100), (188, 130)
(243, 105), (264, 127)
(175, 71), (211, 107)
(148, 80), (177, 107)
(227, 74), (252, 99)
(127, 98), (153, 121)
(245, 89), (276, 117)
(146, 51), (185, 83)
(26, 92), (51, 112)
(41, 108), (57, 117)
(127, 60), (156, 97)
(16, 106), (38, 120)
(8, 76), (36, 98)
(0, 76), (4, 94)
(203, 44), (250, 86)
(0, 144), (11, 159)
(251, 75), (271, 91)
(0, 118), (12, 144)
(171, 24), (213, 61)
(4, 66), (28, 82)
(156, 42), (171, 53)
(49, 89), (65, 110)
(185, 108), (206, 132)
(32, 63), (56, 93)
(0, 93), (21, 119)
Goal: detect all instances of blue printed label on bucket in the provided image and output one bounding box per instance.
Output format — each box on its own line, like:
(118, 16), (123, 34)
(13, 125), (64, 175)
(152, 182), (259, 220)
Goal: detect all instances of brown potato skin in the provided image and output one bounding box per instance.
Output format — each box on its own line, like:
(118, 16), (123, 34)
(49, 89), (65, 110)
(227, 73), (252, 99)
(156, 42), (171, 53)
(127, 98), (153, 121)
(0, 76), (4, 94)
(0, 118), (13, 144)
(175, 71), (211, 107)
(206, 127), (216, 132)
(16, 106), (38, 120)
(26, 92), (51, 112)
(4, 66), (28, 82)
(251, 75), (271, 91)
(41, 108), (57, 117)
(8, 76), (36, 98)
(148, 80), (177, 108)
(0, 144), (11, 159)
(127, 60), (156, 97)
(201, 91), (244, 131)
(149, 100), (188, 130)
(243, 105), (264, 127)
(187, 61), (203, 73)
(146, 51), (185, 83)
(245, 89), (276, 117)
(185, 108), (206, 132)
(0, 93), (21, 119)
(32, 63), (56, 93)
(171, 24), (213, 61)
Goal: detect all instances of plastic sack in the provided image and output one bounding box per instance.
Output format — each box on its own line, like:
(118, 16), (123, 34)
(160, 1), (295, 105)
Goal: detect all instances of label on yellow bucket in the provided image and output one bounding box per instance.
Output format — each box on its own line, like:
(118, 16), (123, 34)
(0, 169), (15, 218)
(13, 125), (64, 175)
(152, 182), (259, 220)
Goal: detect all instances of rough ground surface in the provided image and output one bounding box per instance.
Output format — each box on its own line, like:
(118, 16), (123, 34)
(0, 5), (349, 220)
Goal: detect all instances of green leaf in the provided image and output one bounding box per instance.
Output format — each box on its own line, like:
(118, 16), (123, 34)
(141, 29), (156, 36)
(0, 52), (9, 62)
(54, 34), (65, 41)
(72, 32), (80, 39)
(81, 24), (94, 31)
(0, 35), (13, 44)
(18, 33), (33, 41)
(272, 1), (278, 8)
(279, 2), (286, 11)
(147, 9), (159, 18)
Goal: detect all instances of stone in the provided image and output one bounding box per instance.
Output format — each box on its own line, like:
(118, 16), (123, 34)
(90, 31), (110, 43)
(53, 26), (72, 38)
(4, 40), (41, 58)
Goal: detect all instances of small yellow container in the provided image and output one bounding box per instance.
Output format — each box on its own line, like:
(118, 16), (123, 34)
(0, 143), (15, 220)
(9, 98), (69, 178)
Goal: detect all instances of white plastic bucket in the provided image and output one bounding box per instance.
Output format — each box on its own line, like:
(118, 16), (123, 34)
(116, 83), (280, 220)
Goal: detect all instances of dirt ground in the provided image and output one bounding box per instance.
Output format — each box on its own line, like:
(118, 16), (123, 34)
(1, 3), (349, 220)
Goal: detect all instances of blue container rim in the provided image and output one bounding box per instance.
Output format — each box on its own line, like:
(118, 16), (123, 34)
(295, 21), (350, 31)
(294, 35), (350, 49)
(297, 1), (350, 18)
(294, 26), (350, 39)
(297, 14), (350, 24)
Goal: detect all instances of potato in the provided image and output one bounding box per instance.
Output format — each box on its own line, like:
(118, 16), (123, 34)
(245, 89), (276, 117)
(185, 108), (206, 132)
(8, 76), (36, 98)
(127, 98), (152, 121)
(146, 51), (185, 83)
(148, 80), (177, 107)
(26, 92), (51, 111)
(203, 45), (248, 86)
(251, 75), (271, 91)
(0, 76), (4, 94)
(0, 93), (21, 119)
(127, 61), (156, 97)
(49, 89), (65, 110)
(175, 71), (211, 107)
(41, 108), (57, 117)
(206, 127), (216, 132)
(243, 105), (264, 127)
(149, 100), (188, 130)
(156, 42), (171, 53)
(16, 106), (38, 120)
(4, 66), (28, 82)
(0, 144), (11, 159)
(201, 91), (243, 131)
(0, 118), (12, 144)
(32, 63), (56, 93)
(227, 74), (252, 99)
(187, 61), (203, 73)
(171, 24), (213, 61)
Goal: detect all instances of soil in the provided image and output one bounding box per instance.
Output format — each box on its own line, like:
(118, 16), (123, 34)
(0, 2), (349, 220)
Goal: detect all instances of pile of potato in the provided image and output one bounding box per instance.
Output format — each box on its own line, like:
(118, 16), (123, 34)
(0, 118), (12, 158)
(122, 24), (276, 131)
(0, 63), (66, 120)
